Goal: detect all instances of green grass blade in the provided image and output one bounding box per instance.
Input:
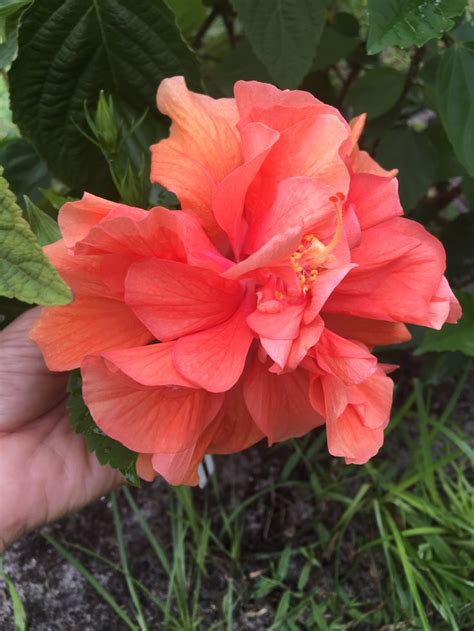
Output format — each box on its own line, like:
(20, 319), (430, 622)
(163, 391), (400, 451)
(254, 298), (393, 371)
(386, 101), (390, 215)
(384, 510), (430, 631)
(42, 533), (138, 630)
(0, 555), (26, 631)
(111, 492), (148, 631)
(123, 487), (171, 576)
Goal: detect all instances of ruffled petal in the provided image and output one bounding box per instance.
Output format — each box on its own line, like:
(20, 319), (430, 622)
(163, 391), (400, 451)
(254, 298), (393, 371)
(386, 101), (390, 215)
(59, 194), (147, 249)
(244, 114), (351, 232)
(100, 342), (194, 387)
(325, 218), (447, 326)
(213, 122), (279, 256)
(428, 276), (462, 326)
(44, 240), (121, 299)
(125, 259), (243, 341)
(348, 173), (403, 230)
(30, 297), (151, 371)
(209, 382), (264, 454)
(314, 329), (377, 385)
(325, 367), (393, 464)
(173, 292), (255, 393)
(326, 406), (385, 465)
(223, 224), (303, 280)
(245, 176), (338, 253)
(235, 80), (348, 130)
(82, 354), (223, 454)
(151, 76), (242, 242)
(243, 358), (324, 444)
(322, 313), (411, 346)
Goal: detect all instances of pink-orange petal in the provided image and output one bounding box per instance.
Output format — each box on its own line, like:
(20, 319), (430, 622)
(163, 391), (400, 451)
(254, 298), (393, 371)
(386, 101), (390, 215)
(151, 76), (242, 242)
(82, 355), (223, 454)
(125, 258), (243, 341)
(244, 358), (324, 444)
(30, 297), (152, 371)
(173, 292), (255, 393)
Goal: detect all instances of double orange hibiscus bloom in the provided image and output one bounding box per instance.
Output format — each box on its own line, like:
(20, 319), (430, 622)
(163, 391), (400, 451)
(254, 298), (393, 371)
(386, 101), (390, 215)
(31, 78), (460, 484)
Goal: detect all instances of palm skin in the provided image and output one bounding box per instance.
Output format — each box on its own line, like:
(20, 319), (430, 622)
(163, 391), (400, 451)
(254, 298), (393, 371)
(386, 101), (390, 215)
(0, 308), (122, 552)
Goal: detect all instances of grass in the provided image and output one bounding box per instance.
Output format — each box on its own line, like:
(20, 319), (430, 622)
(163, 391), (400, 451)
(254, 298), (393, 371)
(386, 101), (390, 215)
(2, 362), (473, 630)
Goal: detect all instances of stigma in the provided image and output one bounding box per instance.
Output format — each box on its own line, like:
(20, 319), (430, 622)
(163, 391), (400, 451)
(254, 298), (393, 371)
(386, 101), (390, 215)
(290, 193), (344, 295)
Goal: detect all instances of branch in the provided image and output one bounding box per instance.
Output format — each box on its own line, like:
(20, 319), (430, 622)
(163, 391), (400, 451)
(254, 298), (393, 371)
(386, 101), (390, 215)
(193, 6), (220, 49)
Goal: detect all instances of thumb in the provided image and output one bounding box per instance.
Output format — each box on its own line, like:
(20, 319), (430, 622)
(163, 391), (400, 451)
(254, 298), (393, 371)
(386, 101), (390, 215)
(0, 308), (68, 431)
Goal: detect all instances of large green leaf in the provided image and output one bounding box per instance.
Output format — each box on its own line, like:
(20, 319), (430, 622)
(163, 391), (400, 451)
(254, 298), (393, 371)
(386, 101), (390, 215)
(0, 0), (31, 69)
(68, 370), (140, 487)
(367, 0), (467, 54)
(230, 0), (330, 88)
(416, 291), (474, 357)
(9, 0), (200, 196)
(376, 127), (438, 210)
(435, 43), (474, 177)
(0, 138), (50, 206)
(346, 67), (406, 119)
(312, 12), (360, 72)
(213, 38), (272, 97)
(0, 168), (71, 305)
(165, 0), (206, 37)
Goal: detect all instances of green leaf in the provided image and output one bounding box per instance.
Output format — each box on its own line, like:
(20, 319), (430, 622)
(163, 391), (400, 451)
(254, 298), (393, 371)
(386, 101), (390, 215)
(230, 0), (330, 88)
(0, 1), (31, 72)
(0, 139), (51, 207)
(435, 42), (474, 177)
(346, 67), (406, 119)
(9, 0), (200, 196)
(367, 0), (467, 54)
(165, 0), (206, 36)
(415, 291), (474, 357)
(0, 0), (31, 20)
(0, 556), (26, 631)
(67, 370), (140, 486)
(23, 197), (61, 246)
(0, 167), (71, 305)
(376, 127), (438, 209)
(425, 123), (464, 183)
(214, 38), (272, 97)
(463, 174), (474, 206)
(312, 12), (360, 71)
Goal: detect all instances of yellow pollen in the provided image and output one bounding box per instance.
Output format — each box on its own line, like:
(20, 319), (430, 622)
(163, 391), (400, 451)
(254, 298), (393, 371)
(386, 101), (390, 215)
(289, 195), (344, 294)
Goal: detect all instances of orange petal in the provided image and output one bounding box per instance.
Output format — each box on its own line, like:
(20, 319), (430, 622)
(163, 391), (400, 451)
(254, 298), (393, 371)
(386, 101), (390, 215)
(59, 193), (146, 249)
(125, 259), (243, 341)
(348, 173), (403, 230)
(173, 292), (255, 393)
(82, 355), (223, 454)
(322, 313), (411, 346)
(243, 358), (323, 444)
(30, 297), (152, 371)
(151, 76), (242, 242)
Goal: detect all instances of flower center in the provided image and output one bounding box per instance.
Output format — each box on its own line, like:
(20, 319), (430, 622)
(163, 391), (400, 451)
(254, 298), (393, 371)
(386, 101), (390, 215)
(290, 193), (344, 295)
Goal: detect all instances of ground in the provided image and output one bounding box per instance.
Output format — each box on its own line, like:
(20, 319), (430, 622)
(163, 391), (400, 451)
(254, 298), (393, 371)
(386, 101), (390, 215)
(1, 361), (473, 630)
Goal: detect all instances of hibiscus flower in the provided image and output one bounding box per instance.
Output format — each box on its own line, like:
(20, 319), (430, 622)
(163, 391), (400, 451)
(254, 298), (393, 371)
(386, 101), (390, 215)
(31, 78), (461, 484)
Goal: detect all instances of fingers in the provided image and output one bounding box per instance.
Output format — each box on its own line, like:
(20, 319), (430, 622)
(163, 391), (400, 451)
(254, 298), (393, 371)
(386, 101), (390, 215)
(0, 308), (68, 431)
(0, 401), (123, 552)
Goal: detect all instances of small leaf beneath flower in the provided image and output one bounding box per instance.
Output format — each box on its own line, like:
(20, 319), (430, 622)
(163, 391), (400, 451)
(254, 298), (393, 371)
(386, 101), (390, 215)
(23, 197), (60, 246)
(67, 370), (140, 487)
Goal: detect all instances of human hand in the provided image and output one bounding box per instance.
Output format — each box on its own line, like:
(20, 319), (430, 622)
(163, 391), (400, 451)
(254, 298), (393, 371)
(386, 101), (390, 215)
(0, 308), (122, 552)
